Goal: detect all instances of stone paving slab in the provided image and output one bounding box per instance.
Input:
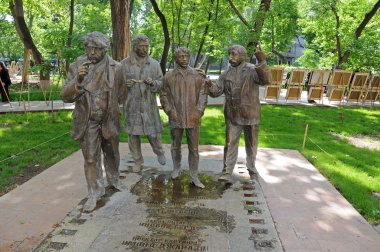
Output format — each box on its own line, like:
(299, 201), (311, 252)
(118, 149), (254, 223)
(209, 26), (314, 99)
(0, 144), (379, 251)
(255, 148), (380, 252)
(35, 144), (282, 252)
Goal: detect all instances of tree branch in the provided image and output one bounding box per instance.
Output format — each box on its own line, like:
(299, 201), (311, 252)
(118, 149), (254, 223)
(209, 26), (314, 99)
(150, 0), (170, 75)
(227, 0), (251, 29)
(330, 3), (342, 63)
(338, 0), (380, 67)
(355, 0), (380, 39)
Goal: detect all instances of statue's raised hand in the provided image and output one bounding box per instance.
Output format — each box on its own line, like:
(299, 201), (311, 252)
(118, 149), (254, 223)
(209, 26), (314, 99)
(254, 45), (266, 62)
(77, 61), (91, 84)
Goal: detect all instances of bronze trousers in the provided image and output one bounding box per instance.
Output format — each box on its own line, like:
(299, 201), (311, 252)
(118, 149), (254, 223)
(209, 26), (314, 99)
(80, 120), (120, 198)
(170, 127), (200, 179)
(128, 133), (164, 165)
(223, 120), (259, 174)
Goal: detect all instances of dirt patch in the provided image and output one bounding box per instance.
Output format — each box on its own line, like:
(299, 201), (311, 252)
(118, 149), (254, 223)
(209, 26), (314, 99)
(0, 164), (46, 197)
(332, 133), (380, 151)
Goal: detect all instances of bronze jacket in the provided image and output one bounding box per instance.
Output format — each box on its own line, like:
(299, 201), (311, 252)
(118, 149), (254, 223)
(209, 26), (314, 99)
(161, 66), (208, 128)
(61, 55), (120, 140)
(209, 61), (270, 125)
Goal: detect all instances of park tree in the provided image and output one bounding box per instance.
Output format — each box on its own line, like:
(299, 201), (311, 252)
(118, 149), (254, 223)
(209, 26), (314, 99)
(298, 0), (380, 71)
(9, 0), (50, 81)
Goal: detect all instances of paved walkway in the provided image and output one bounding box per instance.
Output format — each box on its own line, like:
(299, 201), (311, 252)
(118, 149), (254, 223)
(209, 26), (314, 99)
(1, 87), (378, 113)
(0, 144), (379, 251)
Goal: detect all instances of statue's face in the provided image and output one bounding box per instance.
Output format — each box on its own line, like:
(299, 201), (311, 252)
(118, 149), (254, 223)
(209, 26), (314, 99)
(175, 51), (190, 69)
(85, 42), (107, 63)
(135, 41), (149, 58)
(228, 48), (243, 67)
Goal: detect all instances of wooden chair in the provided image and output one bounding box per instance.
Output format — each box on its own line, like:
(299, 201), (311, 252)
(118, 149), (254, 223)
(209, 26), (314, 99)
(307, 70), (331, 103)
(285, 69), (308, 102)
(346, 72), (370, 103)
(264, 67), (284, 101)
(362, 74), (380, 104)
(327, 70), (353, 102)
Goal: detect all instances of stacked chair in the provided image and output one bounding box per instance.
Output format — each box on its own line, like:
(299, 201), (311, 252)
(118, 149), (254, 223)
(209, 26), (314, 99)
(346, 72), (370, 103)
(327, 70), (353, 103)
(307, 70), (331, 103)
(264, 67), (285, 101)
(285, 69), (308, 102)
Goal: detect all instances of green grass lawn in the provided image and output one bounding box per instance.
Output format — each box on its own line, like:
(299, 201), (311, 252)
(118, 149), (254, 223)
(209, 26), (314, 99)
(0, 105), (379, 223)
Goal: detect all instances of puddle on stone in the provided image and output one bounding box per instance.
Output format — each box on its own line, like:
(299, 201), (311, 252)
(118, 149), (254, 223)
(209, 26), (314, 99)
(249, 218), (265, 224)
(60, 229), (77, 236)
(47, 241), (67, 250)
(124, 169), (236, 251)
(68, 218), (86, 225)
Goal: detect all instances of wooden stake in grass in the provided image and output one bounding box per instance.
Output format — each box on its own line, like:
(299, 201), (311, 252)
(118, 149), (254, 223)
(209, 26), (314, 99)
(302, 124), (309, 149)
(340, 112), (344, 124)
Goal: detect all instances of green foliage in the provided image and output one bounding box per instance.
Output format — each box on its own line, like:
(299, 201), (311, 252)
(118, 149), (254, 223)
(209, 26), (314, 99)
(1, 0), (112, 66)
(261, 0), (299, 63)
(0, 9), (24, 60)
(298, 0), (380, 70)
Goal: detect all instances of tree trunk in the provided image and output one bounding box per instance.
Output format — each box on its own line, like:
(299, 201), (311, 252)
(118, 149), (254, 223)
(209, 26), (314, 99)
(9, 0), (50, 81)
(110, 0), (131, 62)
(205, 55), (211, 74)
(66, 0), (75, 73)
(129, 0), (134, 19)
(22, 48), (30, 83)
(177, 0), (183, 46)
(218, 58), (223, 74)
(150, 0), (170, 75)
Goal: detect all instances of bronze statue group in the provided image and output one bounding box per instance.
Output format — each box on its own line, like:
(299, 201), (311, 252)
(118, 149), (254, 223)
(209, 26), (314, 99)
(61, 32), (270, 212)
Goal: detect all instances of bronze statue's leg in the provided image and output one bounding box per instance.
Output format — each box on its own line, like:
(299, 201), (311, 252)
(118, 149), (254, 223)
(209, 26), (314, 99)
(147, 133), (166, 165)
(222, 117), (230, 173)
(220, 122), (243, 183)
(244, 124), (259, 174)
(81, 121), (105, 212)
(128, 134), (144, 172)
(170, 128), (183, 179)
(102, 134), (125, 191)
(186, 127), (204, 188)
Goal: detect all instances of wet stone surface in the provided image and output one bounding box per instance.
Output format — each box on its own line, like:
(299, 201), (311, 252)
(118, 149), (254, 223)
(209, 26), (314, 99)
(36, 162), (283, 252)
